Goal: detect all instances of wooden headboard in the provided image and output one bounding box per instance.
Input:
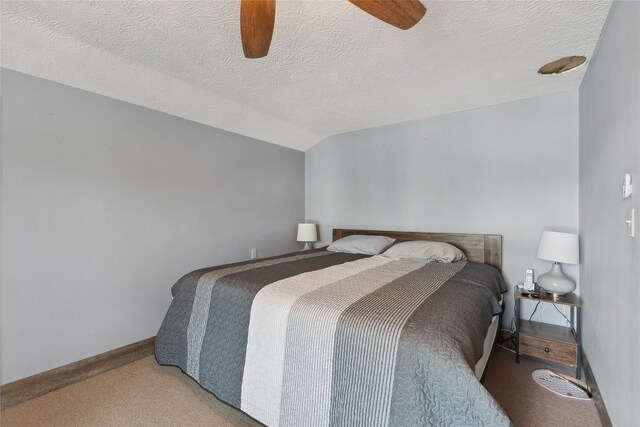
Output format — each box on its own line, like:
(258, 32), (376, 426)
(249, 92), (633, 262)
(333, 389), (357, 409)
(332, 228), (502, 271)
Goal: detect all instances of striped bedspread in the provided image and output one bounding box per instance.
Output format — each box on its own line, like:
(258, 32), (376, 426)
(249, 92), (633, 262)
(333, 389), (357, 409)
(155, 249), (511, 426)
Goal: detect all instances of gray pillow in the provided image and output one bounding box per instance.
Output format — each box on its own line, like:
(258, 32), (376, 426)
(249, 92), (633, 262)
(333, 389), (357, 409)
(381, 240), (466, 263)
(327, 235), (396, 255)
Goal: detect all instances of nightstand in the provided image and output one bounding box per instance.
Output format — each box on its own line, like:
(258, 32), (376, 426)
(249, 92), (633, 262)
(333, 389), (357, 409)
(514, 288), (582, 378)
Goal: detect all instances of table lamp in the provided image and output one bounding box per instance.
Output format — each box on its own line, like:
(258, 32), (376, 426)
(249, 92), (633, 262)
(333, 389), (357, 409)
(297, 223), (318, 250)
(536, 231), (579, 296)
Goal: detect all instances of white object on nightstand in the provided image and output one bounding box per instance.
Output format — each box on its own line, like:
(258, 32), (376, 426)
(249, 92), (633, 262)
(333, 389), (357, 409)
(524, 268), (535, 291)
(297, 223), (318, 250)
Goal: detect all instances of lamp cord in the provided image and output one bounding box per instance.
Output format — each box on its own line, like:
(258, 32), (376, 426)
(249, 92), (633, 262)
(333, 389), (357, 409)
(552, 303), (571, 327)
(529, 301), (542, 322)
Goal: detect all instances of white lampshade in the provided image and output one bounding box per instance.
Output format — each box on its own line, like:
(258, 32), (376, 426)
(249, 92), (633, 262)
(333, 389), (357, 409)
(297, 223), (318, 242)
(536, 231), (579, 264)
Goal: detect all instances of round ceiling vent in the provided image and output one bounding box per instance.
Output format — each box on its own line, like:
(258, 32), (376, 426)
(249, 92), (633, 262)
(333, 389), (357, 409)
(538, 56), (587, 75)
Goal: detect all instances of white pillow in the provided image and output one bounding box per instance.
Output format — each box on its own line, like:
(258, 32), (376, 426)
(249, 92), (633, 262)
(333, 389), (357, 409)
(381, 240), (466, 263)
(327, 235), (396, 255)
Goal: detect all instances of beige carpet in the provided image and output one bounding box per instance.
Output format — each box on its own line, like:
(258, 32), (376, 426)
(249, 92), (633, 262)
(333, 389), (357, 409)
(1, 357), (260, 427)
(483, 346), (601, 427)
(2, 346), (600, 426)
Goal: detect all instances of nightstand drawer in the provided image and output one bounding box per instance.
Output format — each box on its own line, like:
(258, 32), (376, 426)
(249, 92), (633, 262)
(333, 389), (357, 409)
(520, 334), (577, 366)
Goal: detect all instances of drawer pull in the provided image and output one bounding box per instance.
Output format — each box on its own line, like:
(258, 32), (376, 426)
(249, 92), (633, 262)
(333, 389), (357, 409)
(544, 347), (550, 353)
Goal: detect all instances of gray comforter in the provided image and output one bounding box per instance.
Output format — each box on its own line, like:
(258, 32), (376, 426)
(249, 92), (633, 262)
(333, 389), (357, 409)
(155, 249), (511, 426)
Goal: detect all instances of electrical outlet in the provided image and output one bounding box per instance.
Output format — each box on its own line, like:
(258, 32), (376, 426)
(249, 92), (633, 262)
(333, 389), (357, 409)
(250, 248), (257, 259)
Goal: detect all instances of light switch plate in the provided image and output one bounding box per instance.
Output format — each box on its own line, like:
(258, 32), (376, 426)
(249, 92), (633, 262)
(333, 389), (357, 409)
(626, 209), (635, 237)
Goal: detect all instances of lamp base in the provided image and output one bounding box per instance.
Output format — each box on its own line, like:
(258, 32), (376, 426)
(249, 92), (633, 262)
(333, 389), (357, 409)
(301, 242), (314, 251)
(537, 262), (575, 296)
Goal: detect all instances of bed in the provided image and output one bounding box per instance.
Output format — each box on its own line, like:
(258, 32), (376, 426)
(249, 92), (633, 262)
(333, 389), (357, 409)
(155, 229), (511, 426)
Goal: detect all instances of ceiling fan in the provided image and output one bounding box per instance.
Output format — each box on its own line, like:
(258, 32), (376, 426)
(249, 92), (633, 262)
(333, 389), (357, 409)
(240, 0), (427, 58)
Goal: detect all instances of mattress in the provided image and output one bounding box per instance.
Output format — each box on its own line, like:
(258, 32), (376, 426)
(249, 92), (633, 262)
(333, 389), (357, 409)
(155, 249), (510, 426)
(475, 305), (501, 379)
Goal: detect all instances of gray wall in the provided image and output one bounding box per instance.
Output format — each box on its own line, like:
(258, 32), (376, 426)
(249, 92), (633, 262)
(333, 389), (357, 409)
(1, 69), (305, 384)
(579, 1), (640, 425)
(306, 91), (580, 327)
(0, 94), (3, 385)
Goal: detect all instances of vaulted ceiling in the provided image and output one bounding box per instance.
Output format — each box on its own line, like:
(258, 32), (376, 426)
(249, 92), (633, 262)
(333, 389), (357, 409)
(1, 1), (611, 151)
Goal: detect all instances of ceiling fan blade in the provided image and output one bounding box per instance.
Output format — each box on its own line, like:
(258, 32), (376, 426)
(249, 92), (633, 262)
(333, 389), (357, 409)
(348, 0), (426, 30)
(241, 0), (276, 58)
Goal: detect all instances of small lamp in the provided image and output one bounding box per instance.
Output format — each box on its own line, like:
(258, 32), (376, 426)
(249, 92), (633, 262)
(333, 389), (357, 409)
(297, 223), (318, 251)
(536, 231), (579, 296)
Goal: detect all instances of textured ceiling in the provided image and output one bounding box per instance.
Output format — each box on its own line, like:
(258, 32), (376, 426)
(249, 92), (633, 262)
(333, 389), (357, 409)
(1, 0), (611, 151)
